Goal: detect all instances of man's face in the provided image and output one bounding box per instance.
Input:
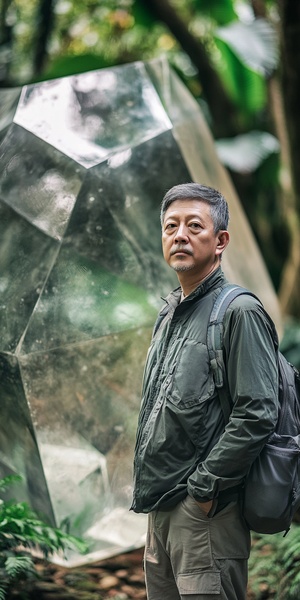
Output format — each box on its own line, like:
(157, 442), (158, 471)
(162, 199), (225, 278)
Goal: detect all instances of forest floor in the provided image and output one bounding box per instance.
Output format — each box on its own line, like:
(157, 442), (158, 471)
(7, 547), (269, 600)
(9, 548), (146, 600)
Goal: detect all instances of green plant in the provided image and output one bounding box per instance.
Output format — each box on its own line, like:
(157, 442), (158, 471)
(0, 474), (88, 599)
(249, 525), (300, 599)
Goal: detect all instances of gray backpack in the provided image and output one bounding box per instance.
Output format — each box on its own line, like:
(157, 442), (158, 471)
(208, 284), (300, 536)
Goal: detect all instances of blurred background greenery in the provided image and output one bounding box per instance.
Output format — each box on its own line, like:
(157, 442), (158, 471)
(1, 0), (300, 366)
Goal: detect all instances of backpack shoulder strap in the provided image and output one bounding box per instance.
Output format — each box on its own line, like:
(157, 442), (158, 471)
(207, 284), (259, 423)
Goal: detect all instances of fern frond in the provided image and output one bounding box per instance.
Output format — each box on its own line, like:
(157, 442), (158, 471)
(249, 526), (300, 600)
(4, 555), (35, 580)
(282, 541), (300, 563)
(0, 474), (88, 561)
(0, 584), (7, 600)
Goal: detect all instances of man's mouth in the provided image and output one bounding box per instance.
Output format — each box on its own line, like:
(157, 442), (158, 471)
(171, 248), (193, 256)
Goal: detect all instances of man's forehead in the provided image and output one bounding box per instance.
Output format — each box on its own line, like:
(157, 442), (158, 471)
(164, 198), (211, 219)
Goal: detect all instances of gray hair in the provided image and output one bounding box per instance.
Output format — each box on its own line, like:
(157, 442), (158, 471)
(160, 183), (229, 233)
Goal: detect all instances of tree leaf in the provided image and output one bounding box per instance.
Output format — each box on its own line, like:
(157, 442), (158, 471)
(213, 38), (266, 114)
(215, 130), (280, 173)
(215, 18), (279, 75)
(40, 54), (113, 82)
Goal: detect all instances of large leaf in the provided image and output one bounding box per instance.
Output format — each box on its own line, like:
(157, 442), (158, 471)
(40, 54), (113, 81)
(215, 18), (278, 75)
(215, 130), (280, 173)
(214, 38), (266, 114)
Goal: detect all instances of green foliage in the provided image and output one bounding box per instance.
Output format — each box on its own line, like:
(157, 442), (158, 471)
(0, 475), (22, 494)
(34, 54), (112, 82)
(216, 18), (278, 76)
(213, 37), (267, 116)
(4, 555), (35, 579)
(0, 586), (7, 600)
(190, 0), (238, 25)
(249, 525), (300, 599)
(215, 131), (279, 173)
(0, 475), (88, 598)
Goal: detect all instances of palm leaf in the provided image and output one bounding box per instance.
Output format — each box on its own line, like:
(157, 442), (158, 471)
(215, 130), (279, 173)
(215, 18), (278, 76)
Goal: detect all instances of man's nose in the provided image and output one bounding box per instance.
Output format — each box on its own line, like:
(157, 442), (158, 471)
(175, 223), (189, 242)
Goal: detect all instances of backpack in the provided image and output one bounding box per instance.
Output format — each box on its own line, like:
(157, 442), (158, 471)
(207, 283), (300, 536)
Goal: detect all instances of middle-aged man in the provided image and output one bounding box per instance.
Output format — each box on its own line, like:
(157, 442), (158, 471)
(131, 183), (279, 600)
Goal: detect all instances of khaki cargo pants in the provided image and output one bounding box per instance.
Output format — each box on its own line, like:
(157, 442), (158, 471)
(144, 495), (250, 600)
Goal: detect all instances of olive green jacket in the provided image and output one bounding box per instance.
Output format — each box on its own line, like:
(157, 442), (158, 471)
(131, 267), (279, 514)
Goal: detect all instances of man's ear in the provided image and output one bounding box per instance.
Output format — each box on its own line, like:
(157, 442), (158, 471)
(216, 230), (230, 256)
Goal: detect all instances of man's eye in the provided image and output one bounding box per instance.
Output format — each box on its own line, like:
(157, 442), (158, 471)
(190, 223), (201, 229)
(166, 223), (176, 230)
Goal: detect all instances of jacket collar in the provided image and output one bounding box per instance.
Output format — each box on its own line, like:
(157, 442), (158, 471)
(163, 266), (227, 308)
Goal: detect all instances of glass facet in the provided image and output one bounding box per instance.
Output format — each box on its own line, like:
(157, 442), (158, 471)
(14, 63), (172, 168)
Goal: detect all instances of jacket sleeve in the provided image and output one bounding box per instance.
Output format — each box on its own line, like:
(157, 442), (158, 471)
(187, 297), (279, 502)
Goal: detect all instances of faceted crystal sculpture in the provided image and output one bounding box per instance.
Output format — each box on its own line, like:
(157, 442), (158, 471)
(0, 58), (281, 565)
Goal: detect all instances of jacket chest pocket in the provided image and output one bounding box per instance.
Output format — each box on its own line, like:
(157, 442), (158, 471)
(163, 339), (215, 407)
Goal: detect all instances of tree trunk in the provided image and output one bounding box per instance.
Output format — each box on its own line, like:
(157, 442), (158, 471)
(277, 0), (300, 317)
(250, 0), (300, 317)
(33, 0), (55, 76)
(0, 0), (13, 85)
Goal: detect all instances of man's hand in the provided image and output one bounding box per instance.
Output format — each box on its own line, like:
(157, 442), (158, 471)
(195, 499), (213, 515)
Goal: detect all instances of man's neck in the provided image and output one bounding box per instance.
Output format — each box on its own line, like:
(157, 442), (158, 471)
(178, 261), (220, 298)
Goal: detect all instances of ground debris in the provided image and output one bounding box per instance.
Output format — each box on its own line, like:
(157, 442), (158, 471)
(8, 549), (146, 600)
(7, 546), (261, 599)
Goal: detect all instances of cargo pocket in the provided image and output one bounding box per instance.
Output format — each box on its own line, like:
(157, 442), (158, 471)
(177, 570), (221, 595)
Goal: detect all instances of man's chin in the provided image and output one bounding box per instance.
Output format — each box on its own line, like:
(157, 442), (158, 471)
(173, 264), (194, 272)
